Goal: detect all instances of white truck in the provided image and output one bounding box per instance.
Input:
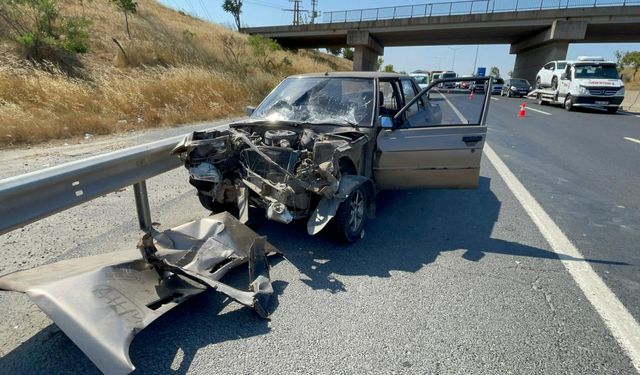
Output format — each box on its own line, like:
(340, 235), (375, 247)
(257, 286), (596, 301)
(530, 56), (625, 114)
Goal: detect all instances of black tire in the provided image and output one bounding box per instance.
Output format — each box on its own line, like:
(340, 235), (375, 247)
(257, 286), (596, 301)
(564, 95), (574, 111)
(332, 185), (367, 244)
(197, 191), (227, 212)
(551, 77), (558, 90)
(607, 107), (618, 114)
(197, 191), (265, 229)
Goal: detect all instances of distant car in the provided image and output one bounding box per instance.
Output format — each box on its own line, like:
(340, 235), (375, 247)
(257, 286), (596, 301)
(441, 71), (457, 88)
(410, 73), (430, 90)
(535, 60), (568, 89)
(471, 78), (486, 93)
(501, 78), (531, 98)
(491, 78), (504, 95)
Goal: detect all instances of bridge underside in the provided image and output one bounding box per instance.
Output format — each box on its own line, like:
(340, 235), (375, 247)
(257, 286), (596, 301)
(245, 6), (640, 83)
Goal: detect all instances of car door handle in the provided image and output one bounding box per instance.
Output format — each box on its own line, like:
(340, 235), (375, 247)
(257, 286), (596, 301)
(462, 136), (483, 143)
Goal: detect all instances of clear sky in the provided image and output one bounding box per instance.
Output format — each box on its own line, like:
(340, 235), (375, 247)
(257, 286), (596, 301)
(158, 0), (640, 77)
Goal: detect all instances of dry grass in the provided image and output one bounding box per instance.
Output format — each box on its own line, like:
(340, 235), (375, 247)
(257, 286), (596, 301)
(0, 0), (351, 147)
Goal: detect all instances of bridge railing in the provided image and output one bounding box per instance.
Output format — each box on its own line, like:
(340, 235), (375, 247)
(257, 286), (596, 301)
(321, 0), (640, 23)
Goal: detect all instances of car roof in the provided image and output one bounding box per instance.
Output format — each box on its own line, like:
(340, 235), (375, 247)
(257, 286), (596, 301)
(289, 71), (408, 79)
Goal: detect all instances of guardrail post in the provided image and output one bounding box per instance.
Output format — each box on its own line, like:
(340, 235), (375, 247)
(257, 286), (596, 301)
(134, 181), (153, 233)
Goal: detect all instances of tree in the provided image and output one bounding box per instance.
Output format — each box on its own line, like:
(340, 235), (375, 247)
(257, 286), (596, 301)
(110, 0), (137, 39)
(0, 0), (91, 62)
(326, 47), (341, 56)
(222, 0), (242, 31)
(375, 57), (383, 71)
(490, 66), (500, 78)
(383, 64), (394, 73)
(342, 48), (354, 61)
(617, 50), (640, 76)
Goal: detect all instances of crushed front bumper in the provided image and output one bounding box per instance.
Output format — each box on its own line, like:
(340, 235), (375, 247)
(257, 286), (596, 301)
(0, 212), (279, 375)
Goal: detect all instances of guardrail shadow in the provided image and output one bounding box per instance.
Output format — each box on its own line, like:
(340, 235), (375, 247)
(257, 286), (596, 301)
(260, 176), (628, 294)
(0, 261), (288, 375)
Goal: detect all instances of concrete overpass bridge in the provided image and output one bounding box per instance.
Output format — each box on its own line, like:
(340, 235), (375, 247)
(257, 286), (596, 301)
(244, 0), (640, 84)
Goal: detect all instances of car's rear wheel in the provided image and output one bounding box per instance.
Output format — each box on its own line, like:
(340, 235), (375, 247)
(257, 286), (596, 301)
(332, 185), (367, 244)
(536, 77), (541, 89)
(607, 107), (618, 114)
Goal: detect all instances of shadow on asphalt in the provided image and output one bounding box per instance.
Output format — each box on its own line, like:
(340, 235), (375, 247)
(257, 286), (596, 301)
(260, 177), (628, 294)
(0, 177), (628, 374)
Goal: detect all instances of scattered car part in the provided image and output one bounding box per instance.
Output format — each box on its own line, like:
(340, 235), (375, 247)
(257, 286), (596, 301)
(0, 212), (279, 375)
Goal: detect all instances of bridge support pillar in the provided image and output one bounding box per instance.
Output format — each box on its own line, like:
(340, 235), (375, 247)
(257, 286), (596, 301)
(347, 30), (383, 71)
(512, 42), (569, 85)
(510, 20), (586, 84)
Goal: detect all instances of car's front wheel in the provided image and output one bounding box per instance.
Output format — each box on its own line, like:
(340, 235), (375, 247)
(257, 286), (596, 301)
(564, 95), (574, 111)
(333, 185), (367, 244)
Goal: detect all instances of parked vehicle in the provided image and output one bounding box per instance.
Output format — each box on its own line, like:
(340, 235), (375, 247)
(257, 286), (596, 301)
(410, 73), (430, 89)
(491, 78), (504, 95)
(501, 78), (531, 97)
(535, 60), (568, 89)
(471, 78), (487, 93)
(441, 71), (457, 88)
(174, 73), (492, 244)
(530, 57), (624, 113)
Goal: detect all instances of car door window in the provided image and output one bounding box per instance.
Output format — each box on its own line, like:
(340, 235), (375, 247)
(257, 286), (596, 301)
(398, 78), (490, 128)
(399, 79), (423, 117)
(379, 80), (402, 117)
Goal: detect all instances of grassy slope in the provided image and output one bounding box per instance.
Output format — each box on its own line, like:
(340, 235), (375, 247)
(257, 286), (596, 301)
(0, 0), (351, 147)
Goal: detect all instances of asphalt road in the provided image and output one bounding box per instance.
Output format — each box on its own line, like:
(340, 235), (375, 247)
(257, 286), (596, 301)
(0, 99), (639, 374)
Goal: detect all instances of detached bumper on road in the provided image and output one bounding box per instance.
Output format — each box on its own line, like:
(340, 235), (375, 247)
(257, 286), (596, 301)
(0, 213), (279, 375)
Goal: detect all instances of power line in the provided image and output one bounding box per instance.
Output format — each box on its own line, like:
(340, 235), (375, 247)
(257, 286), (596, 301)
(283, 0), (303, 25)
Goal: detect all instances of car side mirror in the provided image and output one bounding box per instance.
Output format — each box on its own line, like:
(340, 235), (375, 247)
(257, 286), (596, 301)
(379, 115), (394, 129)
(245, 106), (255, 116)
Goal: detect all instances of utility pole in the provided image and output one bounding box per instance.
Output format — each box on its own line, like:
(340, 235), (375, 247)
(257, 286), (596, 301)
(472, 45), (480, 75)
(309, 0), (319, 24)
(448, 46), (463, 71)
(283, 0), (304, 25)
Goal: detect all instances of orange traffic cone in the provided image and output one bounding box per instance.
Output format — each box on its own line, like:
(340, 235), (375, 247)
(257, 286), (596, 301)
(518, 102), (526, 117)
(469, 90), (475, 100)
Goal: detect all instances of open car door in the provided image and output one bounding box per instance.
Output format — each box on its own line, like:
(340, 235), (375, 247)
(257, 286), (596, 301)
(374, 76), (492, 190)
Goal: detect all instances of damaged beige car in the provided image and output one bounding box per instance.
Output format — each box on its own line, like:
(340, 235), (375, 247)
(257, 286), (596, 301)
(173, 73), (492, 243)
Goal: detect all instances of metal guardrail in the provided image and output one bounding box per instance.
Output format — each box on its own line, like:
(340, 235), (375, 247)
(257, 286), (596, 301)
(0, 135), (186, 237)
(321, 0), (640, 23)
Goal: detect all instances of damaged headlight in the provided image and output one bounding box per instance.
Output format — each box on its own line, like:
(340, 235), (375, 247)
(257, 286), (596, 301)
(189, 162), (222, 183)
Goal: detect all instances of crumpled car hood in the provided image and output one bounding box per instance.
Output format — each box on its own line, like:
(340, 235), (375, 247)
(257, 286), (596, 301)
(0, 212), (279, 375)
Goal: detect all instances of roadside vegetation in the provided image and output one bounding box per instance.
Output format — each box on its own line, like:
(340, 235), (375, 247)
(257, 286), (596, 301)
(616, 51), (640, 90)
(0, 0), (350, 147)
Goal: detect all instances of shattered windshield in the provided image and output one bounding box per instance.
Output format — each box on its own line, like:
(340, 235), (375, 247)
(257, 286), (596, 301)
(251, 77), (375, 126)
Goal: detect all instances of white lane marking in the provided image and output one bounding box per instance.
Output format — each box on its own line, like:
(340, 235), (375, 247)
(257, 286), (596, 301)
(437, 92), (469, 124)
(624, 137), (640, 145)
(491, 97), (499, 101)
(526, 106), (552, 116)
(485, 144), (640, 372)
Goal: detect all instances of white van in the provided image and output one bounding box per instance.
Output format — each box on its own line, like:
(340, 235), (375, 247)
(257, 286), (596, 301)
(533, 57), (625, 114)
